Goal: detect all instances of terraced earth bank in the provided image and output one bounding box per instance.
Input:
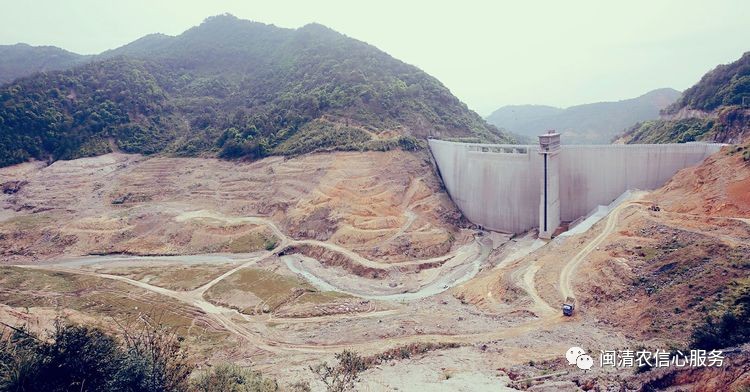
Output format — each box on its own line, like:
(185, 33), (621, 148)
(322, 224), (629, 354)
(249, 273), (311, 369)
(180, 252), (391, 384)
(0, 149), (470, 264)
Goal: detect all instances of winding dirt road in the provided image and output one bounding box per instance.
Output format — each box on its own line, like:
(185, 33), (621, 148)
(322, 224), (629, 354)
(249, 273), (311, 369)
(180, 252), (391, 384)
(15, 198), (638, 355)
(175, 210), (459, 269)
(558, 193), (645, 302)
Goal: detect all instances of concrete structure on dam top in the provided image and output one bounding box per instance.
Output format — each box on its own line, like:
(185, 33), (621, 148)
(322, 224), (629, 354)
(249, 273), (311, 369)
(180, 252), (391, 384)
(428, 133), (723, 238)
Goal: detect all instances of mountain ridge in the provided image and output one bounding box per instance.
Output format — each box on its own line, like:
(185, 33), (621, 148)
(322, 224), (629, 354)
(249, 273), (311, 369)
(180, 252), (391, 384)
(0, 43), (90, 84)
(0, 14), (510, 167)
(620, 52), (750, 144)
(486, 88), (680, 144)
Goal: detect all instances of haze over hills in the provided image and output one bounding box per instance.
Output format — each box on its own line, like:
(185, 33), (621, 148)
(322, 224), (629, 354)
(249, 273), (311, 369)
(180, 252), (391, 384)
(0, 14), (510, 167)
(621, 51), (750, 144)
(0, 43), (90, 84)
(486, 88), (681, 144)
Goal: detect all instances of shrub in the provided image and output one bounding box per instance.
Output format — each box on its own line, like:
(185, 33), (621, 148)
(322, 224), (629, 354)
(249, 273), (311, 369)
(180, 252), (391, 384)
(0, 322), (128, 392)
(370, 342), (459, 363)
(117, 317), (193, 392)
(263, 238), (278, 251)
(219, 137), (270, 160)
(310, 350), (367, 392)
(191, 364), (279, 392)
(690, 283), (750, 350)
(396, 135), (421, 151)
(286, 381), (312, 392)
(0, 318), (193, 392)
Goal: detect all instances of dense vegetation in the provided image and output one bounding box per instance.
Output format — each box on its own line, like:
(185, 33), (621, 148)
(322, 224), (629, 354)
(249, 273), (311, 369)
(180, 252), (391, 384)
(621, 117), (718, 144)
(664, 51), (750, 114)
(691, 279), (750, 350)
(0, 58), (177, 166)
(621, 103), (749, 144)
(622, 52), (749, 144)
(0, 321), (192, 392)
(0, 43), (88, 85)
(0, 320), (296, 392)
(0, 14), (509, 167)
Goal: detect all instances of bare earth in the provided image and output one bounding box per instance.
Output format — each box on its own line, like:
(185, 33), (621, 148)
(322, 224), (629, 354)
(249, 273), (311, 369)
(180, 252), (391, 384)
(1, 148), (749, 390)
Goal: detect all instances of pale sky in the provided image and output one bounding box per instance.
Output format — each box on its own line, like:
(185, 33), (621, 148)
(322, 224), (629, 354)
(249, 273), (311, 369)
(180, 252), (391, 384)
(1, 0), (748, 114)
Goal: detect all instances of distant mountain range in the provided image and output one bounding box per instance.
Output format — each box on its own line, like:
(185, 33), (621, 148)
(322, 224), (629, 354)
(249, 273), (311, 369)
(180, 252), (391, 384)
(0, 43), (90, 84)
(486, 88), (681, 144)
(620, 51), (750, 144)
(0, 14), (511, 167)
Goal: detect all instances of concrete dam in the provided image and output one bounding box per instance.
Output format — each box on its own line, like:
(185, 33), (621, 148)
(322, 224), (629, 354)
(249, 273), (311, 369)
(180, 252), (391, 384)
(429, 133), (723, 238)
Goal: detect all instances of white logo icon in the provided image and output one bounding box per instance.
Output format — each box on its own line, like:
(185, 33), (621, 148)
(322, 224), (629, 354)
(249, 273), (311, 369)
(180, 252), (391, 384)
(566, 347), (586, 365)
(576, 354), (594, 370)
(566, 347), (592, 370)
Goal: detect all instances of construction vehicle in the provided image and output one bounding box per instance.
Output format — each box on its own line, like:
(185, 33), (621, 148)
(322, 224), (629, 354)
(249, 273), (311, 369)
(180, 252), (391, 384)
(562, 297), (575, 316)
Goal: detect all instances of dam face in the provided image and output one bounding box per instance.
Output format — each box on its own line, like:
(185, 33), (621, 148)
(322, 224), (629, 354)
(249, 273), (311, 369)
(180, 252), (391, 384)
(429, 136), (723, 236)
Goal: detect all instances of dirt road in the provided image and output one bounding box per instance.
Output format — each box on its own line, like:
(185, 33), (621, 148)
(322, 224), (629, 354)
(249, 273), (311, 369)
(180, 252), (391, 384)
(12, 196), (640, 356)
(175, 210), (459, 269)
(559, 194), (643, 300)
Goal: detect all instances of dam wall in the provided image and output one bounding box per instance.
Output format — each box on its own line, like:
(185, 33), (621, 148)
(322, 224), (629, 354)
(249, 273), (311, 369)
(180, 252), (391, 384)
(429, 139), (723, 234)
(429, 140), (541, 232)
(557, 144), (722, 222)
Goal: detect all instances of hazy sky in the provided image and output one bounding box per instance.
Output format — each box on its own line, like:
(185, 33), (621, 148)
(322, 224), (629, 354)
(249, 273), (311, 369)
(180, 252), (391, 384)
(1, 0), (748, 114)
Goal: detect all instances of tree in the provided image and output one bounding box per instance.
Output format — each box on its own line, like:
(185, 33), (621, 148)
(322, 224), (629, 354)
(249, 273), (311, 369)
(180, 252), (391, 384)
(116, 315), (193, 392)
(0, 317), (194, 392)
(309, 350), (368, 392)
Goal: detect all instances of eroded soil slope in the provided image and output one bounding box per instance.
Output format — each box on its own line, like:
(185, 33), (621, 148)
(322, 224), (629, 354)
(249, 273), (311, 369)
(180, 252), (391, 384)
(652, 144), (750, 217)
(0, 150), (470, 264)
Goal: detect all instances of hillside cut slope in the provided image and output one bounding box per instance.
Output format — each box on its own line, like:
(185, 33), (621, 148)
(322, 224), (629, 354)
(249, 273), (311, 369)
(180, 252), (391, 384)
(0, 14), (510, 167)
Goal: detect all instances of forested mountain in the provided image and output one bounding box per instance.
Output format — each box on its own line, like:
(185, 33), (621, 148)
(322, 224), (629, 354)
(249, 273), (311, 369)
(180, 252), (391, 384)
(664, 51), (750, 114)
(485, 88), (680, 144)
(621, 52), (750, 144)
(0, 14), (510, 167)
(0, 43), (89, 84)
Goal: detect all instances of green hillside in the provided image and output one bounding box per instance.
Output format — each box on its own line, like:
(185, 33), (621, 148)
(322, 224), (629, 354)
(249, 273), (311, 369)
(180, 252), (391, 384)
(0, 58), (175, 165)
(664, 51), (750, 114)
(0, 14), (510, 167)
(622, 52), (750, 144)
